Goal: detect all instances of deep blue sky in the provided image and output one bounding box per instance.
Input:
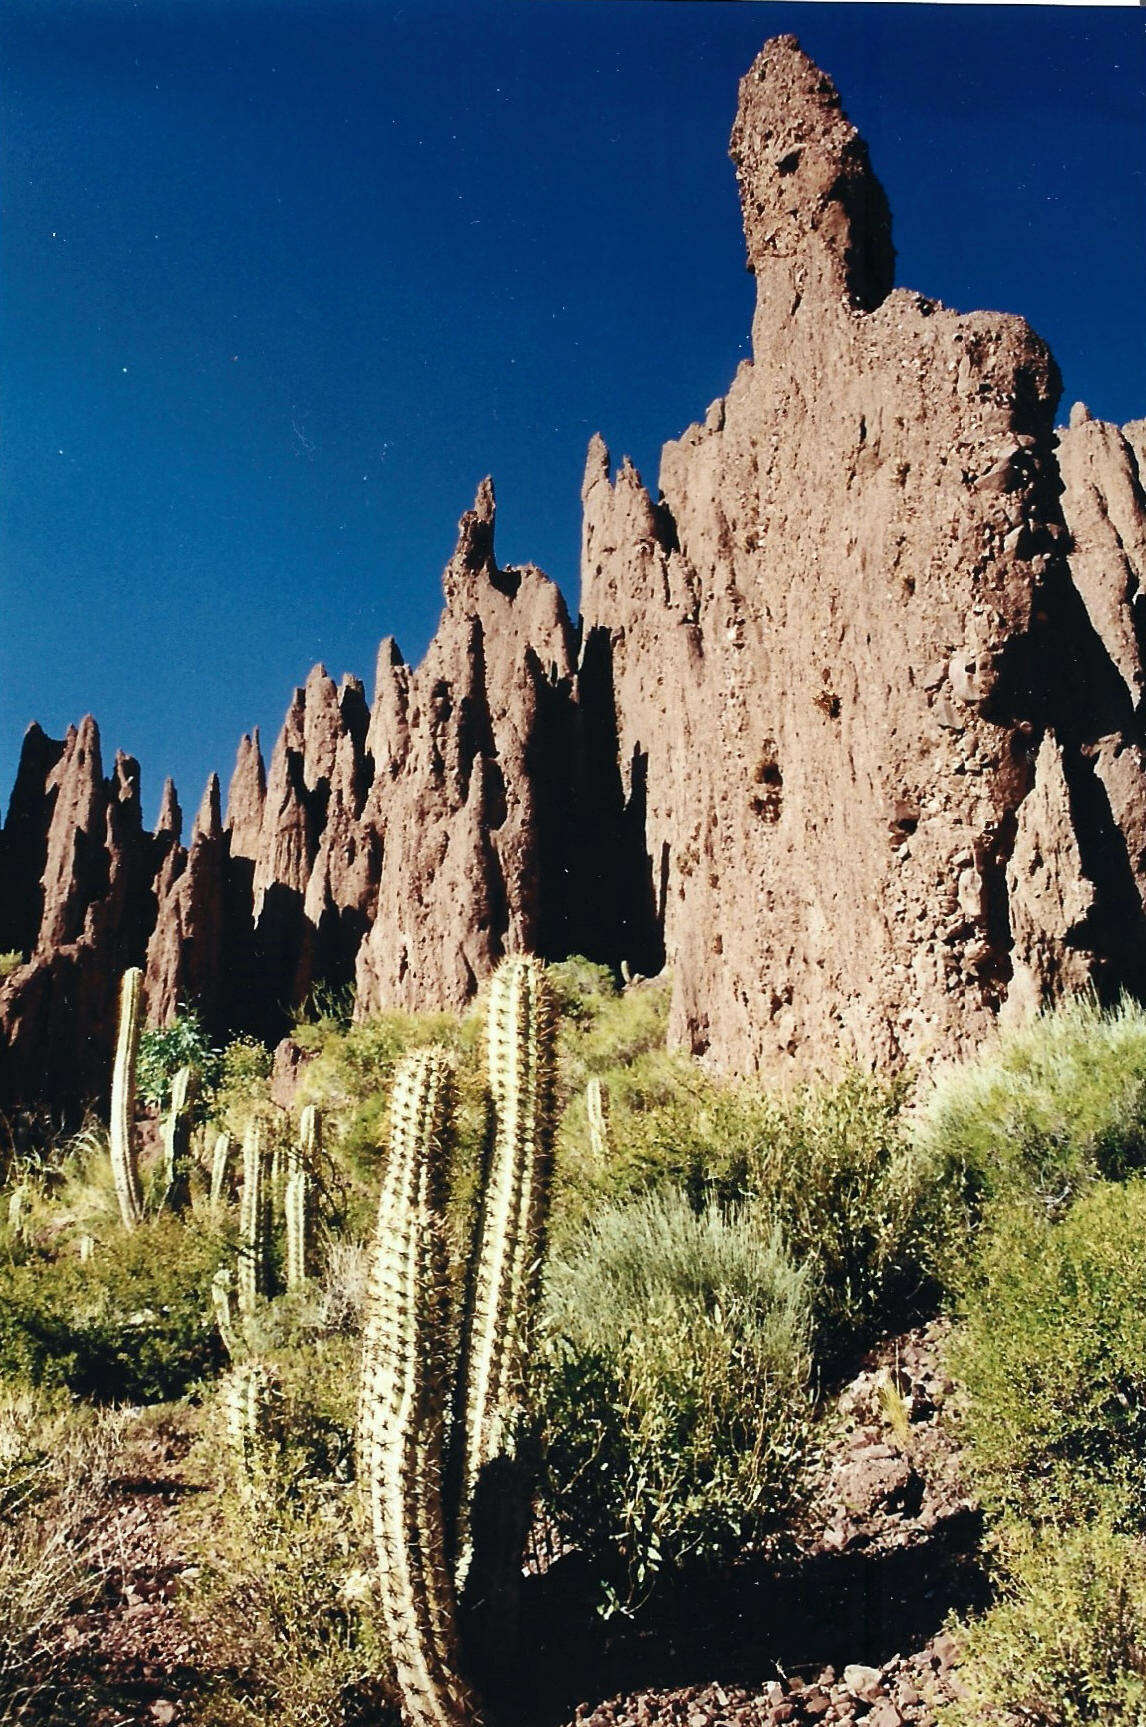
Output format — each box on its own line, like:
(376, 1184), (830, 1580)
(2, 3), (1144, 827)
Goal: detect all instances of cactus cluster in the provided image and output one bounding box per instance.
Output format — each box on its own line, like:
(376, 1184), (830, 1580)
(358, 953), (557, 1727)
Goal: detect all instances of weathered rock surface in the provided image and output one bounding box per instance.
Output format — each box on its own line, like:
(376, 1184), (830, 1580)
(2, 34), (1145, 1106)
(580, 35), (1146, 1075)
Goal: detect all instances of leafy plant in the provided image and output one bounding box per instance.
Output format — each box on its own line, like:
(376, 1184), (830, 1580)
(951, 1178), (1146, 1531)
(137, 1007), (223, 1112)
(950, 1518), (1146, 1725)
(0, 952), (23, 983)
(0, 1214), (228, 1402)
(743, 1069), (950, 1366)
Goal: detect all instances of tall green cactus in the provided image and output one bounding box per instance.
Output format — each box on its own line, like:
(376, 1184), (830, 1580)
(356, 956), (559, 1727)
(162, 1064), (197, 1212)
(238, 1118), (272, 1316)
(110, 968), (144, 1229)
(359, 1047), (478, 1727)
(453, 954), (556, 1588)
(294, 1103), (321, 1177)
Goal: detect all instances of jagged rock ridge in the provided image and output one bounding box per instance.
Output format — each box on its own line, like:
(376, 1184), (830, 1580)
(3, 35), (1145, 1106)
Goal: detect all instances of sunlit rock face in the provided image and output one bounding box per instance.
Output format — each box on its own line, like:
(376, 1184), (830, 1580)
(3, 35), (1146, 1107)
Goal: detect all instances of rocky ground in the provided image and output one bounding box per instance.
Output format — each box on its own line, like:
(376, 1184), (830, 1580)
(54, 1322), (982, 1726)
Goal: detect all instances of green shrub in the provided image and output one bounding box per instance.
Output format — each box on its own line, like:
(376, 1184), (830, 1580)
(211, 1036), (275, 1136)
(534, 1187), (814, 1613)
(918, 994), (1146, 1234)
(0, 951), (23, 983)
(952, 1179), (1146, 1531)
(744, 1069), (952, 1365)
(0, 1215), (227, 1402)
(138, 1008), (223, 1112)
(950, 1518), (1146, 1725)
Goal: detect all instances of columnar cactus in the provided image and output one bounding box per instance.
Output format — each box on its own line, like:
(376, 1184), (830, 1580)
(109, 968), (144, 1229)
(162, 1064), (197, 1212)
(209, 1131), (233, 1213)
(453, 954), (556, 1587)
(356, 957), (559, 1727)
(284, 1105), (320, 1290)
(238, 1118), (272, 1316)
(585, 1075), (610, 1159)
(284, 1167), (312, 1289)
(359, 1046), (477, 1727)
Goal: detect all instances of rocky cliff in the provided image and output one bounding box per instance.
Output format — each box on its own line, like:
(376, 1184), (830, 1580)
(3, 35), (1145, 1108)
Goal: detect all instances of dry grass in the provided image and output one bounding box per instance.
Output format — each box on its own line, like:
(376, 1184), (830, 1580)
(0, 1390), (130, 1723)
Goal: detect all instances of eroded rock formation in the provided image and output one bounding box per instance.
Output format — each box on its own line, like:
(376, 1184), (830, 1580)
(3, 34), (1145, 1106)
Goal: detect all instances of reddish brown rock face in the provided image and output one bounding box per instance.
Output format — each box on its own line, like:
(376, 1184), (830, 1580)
(2, 34), (1145, 1107)
(580, 35), (1146, 1077)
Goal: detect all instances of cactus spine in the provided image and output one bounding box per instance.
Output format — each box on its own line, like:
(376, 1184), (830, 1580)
(285, 1106), (319, 1290)
(238, 1118), (272, 1316)
(109, 968), (144, 1229)
(209, 1132), (233, 1213)
(359, 1047), (477, 1727)
(585, 1075), (610, 1158)
(162, 1064), (196, 1212)
(453, 955), (556, 1588)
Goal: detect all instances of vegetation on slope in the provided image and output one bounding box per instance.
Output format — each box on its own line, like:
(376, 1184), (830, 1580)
(3, 972), (1146, 1722)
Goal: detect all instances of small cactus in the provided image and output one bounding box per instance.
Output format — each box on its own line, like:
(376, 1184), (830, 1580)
(224, 1360), (281, 1489)
(78, 1233), (95, 1264)
(209, 1131), (233, 1213)
(359, 1046), (477, 1727)
(110, 968), (144, 1229)
(162, 1064), (197, 1212)
(6, 1183), (28, 1238)
(212, 1266), (241, 1360)
(238, 1118), (272, 1316)
(585, 1075), (610, 1158)
(284, 1167), (312, 1289)
(284, 1105), (320, 1290)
